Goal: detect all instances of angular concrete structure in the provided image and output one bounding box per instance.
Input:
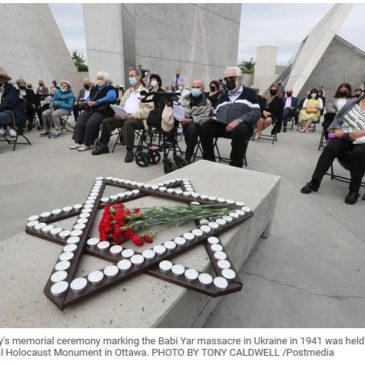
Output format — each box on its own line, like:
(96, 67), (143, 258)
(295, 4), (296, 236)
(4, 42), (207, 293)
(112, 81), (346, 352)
(252, 46), (278, 93)
(0, 4), (79, 88)
(84, 4), (241, 87)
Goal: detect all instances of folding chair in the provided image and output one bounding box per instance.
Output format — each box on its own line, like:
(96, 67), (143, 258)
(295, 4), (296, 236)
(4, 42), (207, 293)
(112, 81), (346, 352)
(60, 111), (74, 133)
(111, 128), (125, 152)
(0, 112), (31, 151)
(318, 128), (326, 151)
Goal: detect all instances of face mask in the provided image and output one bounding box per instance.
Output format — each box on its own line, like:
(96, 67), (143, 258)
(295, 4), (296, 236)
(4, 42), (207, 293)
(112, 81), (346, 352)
(226, 79), (236, 91)
(84, 85), (90, 90)
(210, 85), (216, 92)
(19, 85), (26, 90)
(338, 91), (348, 98)
(39, 83), (43, 87)
(311, 93), (317, 98)
(355, 93), (362, 98)
(61, 87), (67, 92)
(150, 79), (158, 88)
(129, 77), (137, 86)
(270, 89), (277, 96)
(286, 92), (292, 97)
(191, 88), (202, 97)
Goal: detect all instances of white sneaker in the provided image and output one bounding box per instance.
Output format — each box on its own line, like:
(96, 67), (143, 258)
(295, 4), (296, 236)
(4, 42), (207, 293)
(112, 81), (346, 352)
(8, 128), (17, 138)
(70, 143), (82, 150)
(0, 127), (5, 136)
(77, 144), (90, 152)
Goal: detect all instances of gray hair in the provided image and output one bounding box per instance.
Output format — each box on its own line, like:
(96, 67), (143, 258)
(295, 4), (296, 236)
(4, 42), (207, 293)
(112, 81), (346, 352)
(128, 67), (141, 76)
(224, 66), (242, 77)
(96, 71), (109, 80)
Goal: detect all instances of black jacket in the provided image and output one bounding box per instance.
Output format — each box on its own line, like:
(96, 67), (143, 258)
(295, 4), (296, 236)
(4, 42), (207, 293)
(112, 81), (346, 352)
(0, 83), (26, 126)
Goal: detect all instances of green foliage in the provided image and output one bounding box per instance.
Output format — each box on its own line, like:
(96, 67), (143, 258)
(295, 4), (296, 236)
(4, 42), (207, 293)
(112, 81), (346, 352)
(72, 50), (88, 72)
(238, 58), (255, 75)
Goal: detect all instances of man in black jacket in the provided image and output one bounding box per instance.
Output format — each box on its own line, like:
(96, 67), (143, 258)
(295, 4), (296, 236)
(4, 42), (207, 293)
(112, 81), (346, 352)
(16, 79), (40, 131)
(199, 66), (260, 167)
(0, 67), (26, 137)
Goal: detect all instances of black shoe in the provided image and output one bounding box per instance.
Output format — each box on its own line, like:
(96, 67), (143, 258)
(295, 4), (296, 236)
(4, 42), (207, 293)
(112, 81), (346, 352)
(345, 191), (360, 205)
(282, 127), (287, 133)
(92, 144), (109, 155)
(300, 181), (320, 194)
(124, 150), (134, 163)
(37, 125), (44, 131)
(40, 131), (49, 137)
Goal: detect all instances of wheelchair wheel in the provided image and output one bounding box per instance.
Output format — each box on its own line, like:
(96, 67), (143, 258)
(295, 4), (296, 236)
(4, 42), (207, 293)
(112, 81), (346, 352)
(148, 150), (161, 165)
(174, 155), (188, 169)
(135, 152), (150, 167)
(163, 158), (176, 174)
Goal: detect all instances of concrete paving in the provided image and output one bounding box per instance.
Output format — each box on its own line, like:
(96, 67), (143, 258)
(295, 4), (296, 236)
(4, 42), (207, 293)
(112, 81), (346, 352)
(1, 121), (365, 327)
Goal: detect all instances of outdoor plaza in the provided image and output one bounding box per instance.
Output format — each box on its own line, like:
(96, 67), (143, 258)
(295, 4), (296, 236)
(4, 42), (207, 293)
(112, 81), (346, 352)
(1, 121), (364, 327)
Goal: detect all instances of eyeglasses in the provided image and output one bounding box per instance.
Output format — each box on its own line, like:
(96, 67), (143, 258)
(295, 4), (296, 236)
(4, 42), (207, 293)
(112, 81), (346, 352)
(224, 76), (237, 82)
(96, 77), (104, 80)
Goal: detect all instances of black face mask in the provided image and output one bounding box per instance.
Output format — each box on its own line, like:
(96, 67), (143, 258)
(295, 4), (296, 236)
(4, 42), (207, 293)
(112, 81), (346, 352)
(210, 85), (216, 92)
(270, 89), (277, 96)
(84, 85), (90, 90)
(19, 85), (26, 90)
(226, 79), (236, 91)
(176, 74), (180, 78)
(286, 92), (292, 97)
(338, 91), (348, 98)
(355, 93), (362, 98)
(39, 84), (43, 87)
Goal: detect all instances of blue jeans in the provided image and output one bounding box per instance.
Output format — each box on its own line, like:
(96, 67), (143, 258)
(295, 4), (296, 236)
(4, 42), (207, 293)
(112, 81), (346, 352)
(0, 111), (13, 127)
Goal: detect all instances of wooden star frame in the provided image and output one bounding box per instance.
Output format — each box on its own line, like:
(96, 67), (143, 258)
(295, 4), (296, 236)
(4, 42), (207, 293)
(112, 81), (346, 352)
(25, 177), (253, 310)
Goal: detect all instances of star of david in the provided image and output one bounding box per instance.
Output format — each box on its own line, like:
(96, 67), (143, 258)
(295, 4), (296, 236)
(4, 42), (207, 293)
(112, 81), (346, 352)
(25, 177), (253, 310)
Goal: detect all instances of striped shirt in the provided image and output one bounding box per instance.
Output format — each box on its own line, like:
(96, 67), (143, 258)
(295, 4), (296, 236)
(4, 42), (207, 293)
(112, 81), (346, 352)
(341, 103), (365, 133)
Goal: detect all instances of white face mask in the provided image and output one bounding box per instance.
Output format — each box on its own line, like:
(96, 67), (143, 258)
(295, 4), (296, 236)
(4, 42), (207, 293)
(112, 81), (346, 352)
(311, 93), (317, 98)
(150, 79), (158, 88)
(61, 87), (67, 92)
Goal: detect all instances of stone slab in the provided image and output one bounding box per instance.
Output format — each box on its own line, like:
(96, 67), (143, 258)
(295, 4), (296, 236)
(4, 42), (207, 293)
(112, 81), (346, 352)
(0, 160), (280, 327)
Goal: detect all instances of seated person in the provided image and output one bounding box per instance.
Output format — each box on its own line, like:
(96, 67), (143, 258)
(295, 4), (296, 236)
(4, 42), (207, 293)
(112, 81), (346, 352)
(301, 95), (365, 205)
(353, 88), (363, 98)
(0, 67), (26, 137)
(254, 84), (283, 139)
(179, 79), (212, 163)
(199, 66), (260, 168)
(322, 83), (352, 140)
(92, 67), (152, 162)
(70, 71), (117, 151)
(282, 88), (298, 132)
(16, 78), (40, 131)
(40, 81), (75, 138)
(73, 79), (92, 120)
(205, 80), (221, 109)
(298, 88), (323, 133)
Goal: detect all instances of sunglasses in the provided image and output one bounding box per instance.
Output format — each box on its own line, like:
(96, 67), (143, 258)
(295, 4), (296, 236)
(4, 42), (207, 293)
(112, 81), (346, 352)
(224, 76), (237, 81)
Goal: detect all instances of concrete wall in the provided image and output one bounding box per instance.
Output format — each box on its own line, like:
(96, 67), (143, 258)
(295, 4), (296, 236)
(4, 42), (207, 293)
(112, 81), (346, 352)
(84, 4), (240, 89)
(252, 46), (278, 94)
(0, 4), (79, 89)
(299, 35), (365, 100)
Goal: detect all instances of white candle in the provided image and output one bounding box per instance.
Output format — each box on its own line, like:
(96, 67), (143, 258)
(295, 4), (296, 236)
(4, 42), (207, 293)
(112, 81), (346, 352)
(104, 265), (119, 278)
(172, 264), (185, 276)
(74, 223), (86, 230)
(198, 273), (213, 285)
(226, 199), (234, 204)
(131, 189), (140, 194)
(223, 215), (233, 223)
(214, 251), (227, 260)
(192, 229), (203, 237)
(207, 236), (219, 245)
(87, 237), (99, 247)
(73, 204), (83, 210)
(158, 187), (167, 192)
(70, 230), (83, 237)
(40, 212), (51, 218)
(153, 245), (166, 255)
(117, 259), (132, 271)
(84, 204), (94, 209)
(50, 281), (69, 297)
(216, 218), (227, 226)
(34, 223), (47, 231)
(241, 206), (251, 213)
(80, 213), (90, 219)
(235, 201), (245, 206)
(51, 209), (62, 215)
(142, 249), (155, 260)
(101, 197), (109, 203)
(26, 221), (38, 228)
(97, 241), (110, 250)
(59, 252), (74, 261)
(110, 245), (123, 255)
(235, 209), (245, 216)
(159, 260), (172, 271)
(41, 225), (54, 234)
(62, 206), (73, 213)
(183, 232), (195, 241)
(164, 241), (176, 250)
(190, 201), (200, 206)
(50, 227), (63, 236)
(222, 268), (236, 280)
(229, 212), (239, 219)
(28, 215), (39, 221)
(191, 193), (199, 198)
(110, 195), (118, 201)
(200, 195), (208, 200)
(117, 193), (125, 198)
(96, 176), (104, 180)
(121, 249), (134, 258)
(217, 260), (231, 269)
(217, 198), (226, 203)
(184, 269), (199, 281)
(183, 192), (191, 197)
(213, 277), (228, 289)
(55, 261), (71, 271)
(199, 219), (209, 225)
(81, 208), (92, 213)
(174, 237), (186, 246)
(87, 270), (104, 285)
(208, 222), (219, 230)
(151, 185), (159, 190)
(63, 244), (78, 253)
(70, 277), (88, 293)
(210, 244), (223, 252)
(59, 230), (71, 239)
(77, 218), (88, 225)
(167, 188), (174, 193)
(51, 270), (68, 283)
(208, 196), (217, 202)
(200, 225), (211, 233)
(131, 254), (144, 266)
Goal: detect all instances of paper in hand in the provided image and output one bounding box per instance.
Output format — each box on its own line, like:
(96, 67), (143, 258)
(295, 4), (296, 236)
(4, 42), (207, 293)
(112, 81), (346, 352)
(173, 102), (185, 121)
(111, 104), (129, 119)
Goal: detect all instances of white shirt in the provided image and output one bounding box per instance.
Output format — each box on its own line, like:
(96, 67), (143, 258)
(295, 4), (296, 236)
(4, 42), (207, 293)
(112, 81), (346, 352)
(228, 85), (243, 103)
(123, 88), (141, 115)
(285, 97), (293, 108)
(84, 89), (90, 100)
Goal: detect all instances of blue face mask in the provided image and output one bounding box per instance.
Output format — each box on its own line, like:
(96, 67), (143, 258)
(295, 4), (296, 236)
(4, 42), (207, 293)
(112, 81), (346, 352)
(191, 88), (202, 97)
(129, 77), (137, 86)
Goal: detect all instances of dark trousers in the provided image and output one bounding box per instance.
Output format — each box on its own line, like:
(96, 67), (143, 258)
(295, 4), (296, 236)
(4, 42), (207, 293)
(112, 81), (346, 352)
(312, 138), (365, 192)
(73, 104), (81, 121)
(183, 123), (199, 161)
(99, 117), (125, 145)
(199, 121), (253, 167)
(283, 108), (295, 127)
(72, 111), (104, 146)
(122, 119), (144, 150)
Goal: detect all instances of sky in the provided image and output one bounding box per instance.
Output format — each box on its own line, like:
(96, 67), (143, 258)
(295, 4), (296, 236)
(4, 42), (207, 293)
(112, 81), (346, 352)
(49, 3), (365, 66)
